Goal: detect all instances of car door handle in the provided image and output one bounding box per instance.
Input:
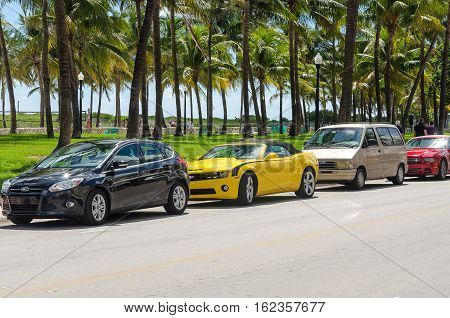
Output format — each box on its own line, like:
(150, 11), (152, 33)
(377, 149), (382, 153)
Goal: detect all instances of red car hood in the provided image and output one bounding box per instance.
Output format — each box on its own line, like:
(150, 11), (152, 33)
(407, 148), (442, 158)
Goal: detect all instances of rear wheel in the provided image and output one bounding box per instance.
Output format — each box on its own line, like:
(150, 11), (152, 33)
(83, 189), (108, 226)
(436, 160), (447, 180)
(164, 182), (188, 215)
(9, 216), (33, 225)
(391, 164), (405, 185)
(295, 167), (316, 198)
(347, 168), (366, 190)
(237, 172), (256, 206)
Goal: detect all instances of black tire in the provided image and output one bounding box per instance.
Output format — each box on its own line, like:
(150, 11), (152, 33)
(436, 160), (448, 180)
(164, 182), (188, 215)
(9, 216), (33, 225)
(83, 189), (109, 226)
(236, 172), (256, 206)
(348, 168), (366, 190)
(295, 167), (316, 198)
(391, 164), (405, 185)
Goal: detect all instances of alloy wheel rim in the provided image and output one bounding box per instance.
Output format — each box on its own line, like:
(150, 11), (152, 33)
(246, 176), (254, 202)
(398, 166), (404, 181)
(440, 162), (447, 177)
(304, 171), (315, 196)
(173, 186), (186, 210)
(92, 194), (106, 221)
(358, 170), (365, 186)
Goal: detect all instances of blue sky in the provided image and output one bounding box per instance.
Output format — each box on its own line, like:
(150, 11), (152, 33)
(2, 3), (316, 121)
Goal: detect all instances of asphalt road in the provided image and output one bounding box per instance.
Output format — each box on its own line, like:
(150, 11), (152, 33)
(1, 177), (449, 298)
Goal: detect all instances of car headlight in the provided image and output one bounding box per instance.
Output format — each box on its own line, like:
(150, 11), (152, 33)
(1, 179), (11, 193)
(423, 157), (435, 163)
(337, 161), (354, 170)
(49, 178), (83, 192)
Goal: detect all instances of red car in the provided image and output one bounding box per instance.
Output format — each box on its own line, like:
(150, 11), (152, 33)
(406, 136), (450, 180)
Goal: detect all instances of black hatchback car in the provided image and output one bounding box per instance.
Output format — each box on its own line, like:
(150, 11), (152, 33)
(1, 139), (189, 225)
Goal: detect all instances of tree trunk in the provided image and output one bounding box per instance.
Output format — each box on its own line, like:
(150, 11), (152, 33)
(221, 89), (227, 134)
(189, 87), (193, 124)
(206, 19), (213, 137)
(194, 81), (203, 136)
(384, 24), (395, 123)
(294, 30), (303, 129)
(115, 78), (121, 127)
(302, 97), (308, 131)
(374, 20), (383, 122)
(170, 0), (183, 136)
(331, 37), (338, 123)
(152, 0), (163, 139)
(249, 66), (262, 135)
(141, 70), (150, 136)
(338, 0), (359, 122)
(89, 83), (94, 128)
(242, 0), (252, 138)
(0, 18), (16, 134)
(68, 43), (81, 138)
(288, 0), (298, 136)
(352, 93), (357, 122)
(54, 0), (72, 149)
(96, 84), (102, 128)
(420, 36), (428, 121)
(42, 0), (54, 138)
(368, 88), (373, 123)
(433, 87), (438, 126)
(402, 35), (437, 131)
(127, 0), (154, 138)
(438, 3), (450, 134)
(1, 79), (5, 128)
(259, 78), (267, 135)
(37, 64), (45, 127)
(279, 88), (283, 134)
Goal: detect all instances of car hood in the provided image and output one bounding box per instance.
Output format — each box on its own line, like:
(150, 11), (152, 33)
(188, 158), (253, 173)
(10, 168), (92, 188)
(303, 148), (359, 160)
(407, 148), (442, 158)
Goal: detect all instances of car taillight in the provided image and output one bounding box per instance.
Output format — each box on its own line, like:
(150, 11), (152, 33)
(178, 157), (188, 170)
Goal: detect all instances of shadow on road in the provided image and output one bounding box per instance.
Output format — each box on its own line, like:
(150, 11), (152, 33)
(0, 210), (187, 231)
(188, 194), (317, 210)
(316, 182), (407, 192)
(405, 176), (449, 183)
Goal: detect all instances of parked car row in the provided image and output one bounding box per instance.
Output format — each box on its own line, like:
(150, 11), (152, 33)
(1, 124), (449, 226)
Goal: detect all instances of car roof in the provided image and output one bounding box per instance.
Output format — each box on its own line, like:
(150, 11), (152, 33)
(320, 123), (397, 129)
(72, 139), (166, 147)
(215, 139), (300, 154)
(410, 135), (449, 139)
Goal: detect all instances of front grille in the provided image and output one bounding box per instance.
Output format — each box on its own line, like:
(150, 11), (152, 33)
(407, 158), (421, 164)
(189, 173), (224, 181)
(8, 196), (40, 211)
(9, 187), (45, 195)
(319, 161), (337, 170)
(190, 189), (216, 195)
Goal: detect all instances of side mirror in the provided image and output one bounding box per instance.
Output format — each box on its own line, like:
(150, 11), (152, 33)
(112, 161), (128, 169)
(264, 153), (278, 161)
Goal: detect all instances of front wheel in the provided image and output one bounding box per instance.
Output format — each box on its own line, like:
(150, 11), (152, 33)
(236, 173), (256, 206)
(436, 160), (448, 180)
(164, 182), (188, 215)
(347, 168), (366, 190)
(83, 189), (109, 226)
(295, 167), (316, 198)
(9, 216), (33, 225)
(391, 164), (405, 185)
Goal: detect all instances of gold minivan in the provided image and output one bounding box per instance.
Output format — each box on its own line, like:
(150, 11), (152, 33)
(303, 124), (408, 190)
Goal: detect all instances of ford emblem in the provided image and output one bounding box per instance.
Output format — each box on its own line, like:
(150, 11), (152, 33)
(20, 186), (30, 192)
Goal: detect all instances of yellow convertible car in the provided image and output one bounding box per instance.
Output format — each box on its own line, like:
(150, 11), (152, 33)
(188, 140), (319, 205)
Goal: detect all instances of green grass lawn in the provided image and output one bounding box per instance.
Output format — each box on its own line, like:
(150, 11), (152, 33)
(0, 133), (314, 184)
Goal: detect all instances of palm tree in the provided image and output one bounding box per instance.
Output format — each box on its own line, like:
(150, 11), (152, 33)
(41, 0), (54, 137)
(0, 17), (16, 134)
(169, 0), (183, 136)
(54, 0), (72, 148)
(438, 2), (450, 133)
(242, 0), (252, 138)
(338, 0), (359, 122)
(127, 0), (154, 138)
(152, 0), (164, 139)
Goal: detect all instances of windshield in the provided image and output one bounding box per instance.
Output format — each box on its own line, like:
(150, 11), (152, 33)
(202, 145), (264, 160)
(36, 143), (116, 168)
(406, 138), (447, 149)
(305, 128), (363, 149)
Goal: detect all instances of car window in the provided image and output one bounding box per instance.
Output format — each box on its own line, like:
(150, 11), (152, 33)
(376, 128), (394, 146)
(364, 128), (378, 147)
(140, 143), (164, 162)
(388, 128), (404, 146)
(113, 144), (140, 166)
(159, 145), (175, 159)
(264, 145), (291, 158)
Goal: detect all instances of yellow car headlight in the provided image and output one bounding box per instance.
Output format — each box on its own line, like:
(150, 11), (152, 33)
(337, 161), (354, 170)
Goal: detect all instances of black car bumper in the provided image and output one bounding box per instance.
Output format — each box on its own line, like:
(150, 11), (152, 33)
(1, 189), (85, 219)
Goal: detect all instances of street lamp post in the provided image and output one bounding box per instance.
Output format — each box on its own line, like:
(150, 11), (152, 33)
(78, 72), (84, 133)
(314, 53), (322, 132)
(184, 91), (187, 134)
